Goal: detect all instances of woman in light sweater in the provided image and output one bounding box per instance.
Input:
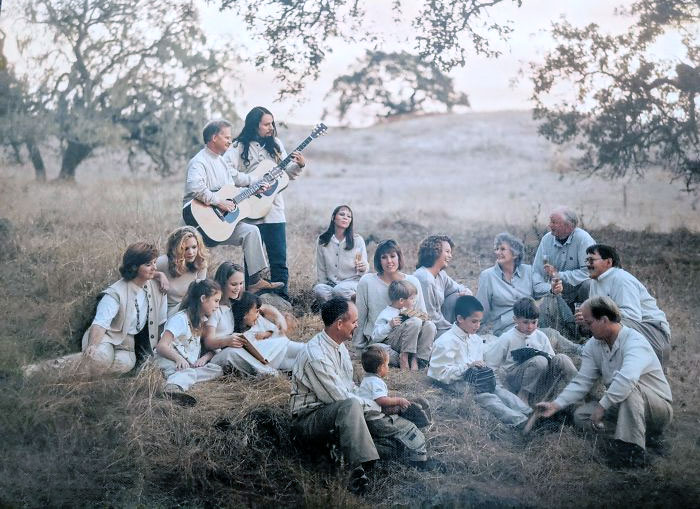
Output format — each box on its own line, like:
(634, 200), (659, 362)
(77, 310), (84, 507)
(352, 239), (427, 364)
(313, 205), (369, 303)
(156, 226), (209, 317)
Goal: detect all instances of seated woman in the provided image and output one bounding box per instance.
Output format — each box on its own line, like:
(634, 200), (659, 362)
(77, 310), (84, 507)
(313, 205), (368, 303)
(352, 239), (434, 367)
(204, 262), (300, 375)
(82, 242), (167, 374)
(413, 235), (471, 337)
(156, 226), (209, 317)
(475, 232), (553, 337)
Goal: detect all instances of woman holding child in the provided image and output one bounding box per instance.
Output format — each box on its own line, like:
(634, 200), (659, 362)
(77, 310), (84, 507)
(203, 261), (302, 375)
(352, 239), (435, 370)
(156, 226), (209, 317)
(313, 205), (369, 303)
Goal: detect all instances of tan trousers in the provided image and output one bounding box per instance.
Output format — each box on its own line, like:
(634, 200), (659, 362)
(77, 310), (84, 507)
(220, 221), (268, 277)
(386, 317), (436, 361)
(292, 399), (380, 467)
(156, 356), (223, 391)
(621, 317), (671, 367)
(313, 280), (359, 302)
(444, 381), (532, 427)
(505, 353), (578, 404)
(573, 384), (673, 449)
(89, 342), (136, 374)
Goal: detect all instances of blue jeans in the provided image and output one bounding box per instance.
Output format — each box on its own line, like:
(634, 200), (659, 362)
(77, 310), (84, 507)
(256, 222), (288, 296)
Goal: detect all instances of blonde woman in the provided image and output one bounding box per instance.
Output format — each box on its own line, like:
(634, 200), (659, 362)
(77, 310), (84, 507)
(156, 226), (210, 317)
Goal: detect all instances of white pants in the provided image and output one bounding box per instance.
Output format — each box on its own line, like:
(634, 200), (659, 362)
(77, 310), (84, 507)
(156, 356), (223, 391)
(210, 336), (304, 375)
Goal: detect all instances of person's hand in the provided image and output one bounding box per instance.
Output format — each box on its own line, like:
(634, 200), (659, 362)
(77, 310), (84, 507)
(291, 151), (305, 168)
(574, 309), (585, 325)
(154, 272), (169, 294)
(458, 289), (471, 296)
(255, 331), (273, 340)
(590, 404), (605, 430)
(355, 259), (368, 273)
(469, 360), (485, 368)
(397, 398), (411, 410)
(83, 344), (99, 358)
(175, 356), (190, 370)
(551, 278), (563, 295)
(390, 316), (402, 328)
(543, 263), (557, 278)
(229, 334), (245, 348)
(254, 180), (271, 196)
(216, 199), (237, 213)
(193, 356), (209, 368)
(535, 401), (561, 418)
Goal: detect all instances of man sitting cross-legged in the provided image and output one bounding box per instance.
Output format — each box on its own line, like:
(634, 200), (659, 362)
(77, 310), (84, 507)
(428, 295), (534, 430)
(537, 296), (673, 467)
(290, 297), (432, 494)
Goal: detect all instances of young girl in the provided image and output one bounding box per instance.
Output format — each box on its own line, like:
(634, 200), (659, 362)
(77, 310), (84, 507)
(155, 279), (223, 395)
(230, 291), (304, 373)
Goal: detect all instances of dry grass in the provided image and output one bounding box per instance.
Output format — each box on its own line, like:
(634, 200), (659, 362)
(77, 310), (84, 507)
(1, 113), (699, 507)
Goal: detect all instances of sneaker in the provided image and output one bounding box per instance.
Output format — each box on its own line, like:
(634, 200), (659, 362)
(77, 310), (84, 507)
(248, 278), (284, 294)
(348, 466), (370, 495)
(163, 384), (197, 407)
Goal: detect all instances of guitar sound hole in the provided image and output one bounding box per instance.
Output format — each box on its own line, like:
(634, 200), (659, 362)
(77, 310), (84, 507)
(263, 181), (278, 196)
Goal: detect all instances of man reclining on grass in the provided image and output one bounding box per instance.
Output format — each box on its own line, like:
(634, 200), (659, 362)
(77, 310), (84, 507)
(290, 297), (435, 494)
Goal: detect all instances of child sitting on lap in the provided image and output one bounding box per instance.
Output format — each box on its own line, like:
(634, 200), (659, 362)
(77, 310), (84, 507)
(371, 280), (436, 370)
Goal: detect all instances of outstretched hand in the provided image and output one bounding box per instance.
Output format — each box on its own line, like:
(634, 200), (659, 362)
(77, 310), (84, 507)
(535, 401), (561, 418)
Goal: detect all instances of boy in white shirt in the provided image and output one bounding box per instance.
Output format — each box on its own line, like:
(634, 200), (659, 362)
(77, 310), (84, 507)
(490, 297), (578, 406)
(371, 280), (436, 371)
(428, 296), (533, 429)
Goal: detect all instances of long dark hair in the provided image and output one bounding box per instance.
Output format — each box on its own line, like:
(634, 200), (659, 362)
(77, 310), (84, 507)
(179, 279), (221, 332)
(231, 291), (261, 333)
(214, 261), (245, 304)
(233, 106), (281, 167)
(318, 205), (355, 250)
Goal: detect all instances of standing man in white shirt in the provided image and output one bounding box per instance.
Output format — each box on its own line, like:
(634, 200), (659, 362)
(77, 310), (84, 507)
(182, 119), (281, 294)
(538, 296), (672, 467)
(582, 244), (671, 365)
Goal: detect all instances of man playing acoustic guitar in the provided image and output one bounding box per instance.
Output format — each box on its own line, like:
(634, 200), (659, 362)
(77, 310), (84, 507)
(183, 119), (282, 294)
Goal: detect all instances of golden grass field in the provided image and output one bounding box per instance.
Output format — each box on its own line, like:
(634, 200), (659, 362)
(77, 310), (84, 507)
(1, 111), (699, 507)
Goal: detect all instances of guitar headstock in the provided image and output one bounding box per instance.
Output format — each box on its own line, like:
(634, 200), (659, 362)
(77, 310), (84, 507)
(310, 123), (328, 138)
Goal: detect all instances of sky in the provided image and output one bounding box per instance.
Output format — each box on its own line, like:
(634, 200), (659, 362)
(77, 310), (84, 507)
(196, 0), (685, 125)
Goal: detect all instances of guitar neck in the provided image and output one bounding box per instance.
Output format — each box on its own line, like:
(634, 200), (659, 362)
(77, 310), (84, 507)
(276, 134), (314, 171)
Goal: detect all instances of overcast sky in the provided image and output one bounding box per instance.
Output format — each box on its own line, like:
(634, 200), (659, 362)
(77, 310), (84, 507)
(198, 0), (685, 125)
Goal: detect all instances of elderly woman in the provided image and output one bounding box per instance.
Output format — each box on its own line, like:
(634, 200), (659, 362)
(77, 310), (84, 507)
(352, 239), (434, 367)
(476, 232), (554, 337)
(156, 226), (209, 317)
(313, 205), (369, 303)
(203, 262), (300, 375)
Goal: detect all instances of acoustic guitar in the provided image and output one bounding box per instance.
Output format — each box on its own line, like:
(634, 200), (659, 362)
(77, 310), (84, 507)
(182, 123), (327, 245)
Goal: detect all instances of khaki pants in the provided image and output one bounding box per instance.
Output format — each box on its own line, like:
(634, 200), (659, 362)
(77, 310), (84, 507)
(386, 317), (436, 361)
(445, 380), (532, 427)
(573, 384), (673, 449)
(313, 280), (359, 302)
(89, 342), (136, 374)
(505, 353), (578, 404)
(292, 399), (380, 468)
(621, 317), (671, 367)
(366, 414), (427, 462)
(156, 356), (223, 391)
(220, 221), (268, 277)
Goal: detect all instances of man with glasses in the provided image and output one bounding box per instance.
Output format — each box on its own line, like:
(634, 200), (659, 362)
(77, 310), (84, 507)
(579, 244), (671, 366)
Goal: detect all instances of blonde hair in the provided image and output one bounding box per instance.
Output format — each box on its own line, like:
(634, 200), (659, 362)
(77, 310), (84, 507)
(166, 226), (209, 277)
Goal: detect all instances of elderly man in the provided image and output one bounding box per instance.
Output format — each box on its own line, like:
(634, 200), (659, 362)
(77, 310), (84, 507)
(583, 244), (672, 365)
(183, 119), (281, 293)
(534, 207), (595, 335)
(537, 297), (672, 467)
(290, 297), (430, 493)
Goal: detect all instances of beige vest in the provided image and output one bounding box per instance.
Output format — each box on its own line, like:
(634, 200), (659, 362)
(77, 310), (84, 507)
(81, 279), (165, 352)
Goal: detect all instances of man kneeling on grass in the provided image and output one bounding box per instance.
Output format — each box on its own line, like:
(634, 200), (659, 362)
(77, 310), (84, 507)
(428, 295), (534, 431)
(537, 296), (673, 468)
(290, 297), (433, 494)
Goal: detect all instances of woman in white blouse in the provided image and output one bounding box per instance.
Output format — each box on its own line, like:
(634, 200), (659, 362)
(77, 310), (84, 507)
(313, 205), (369, 303)
(352, 239), (428, 361)
(156, 226), (209, 317)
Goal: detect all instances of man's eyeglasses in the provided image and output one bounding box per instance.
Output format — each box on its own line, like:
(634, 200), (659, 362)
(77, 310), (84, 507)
(585, 257), (602, 263)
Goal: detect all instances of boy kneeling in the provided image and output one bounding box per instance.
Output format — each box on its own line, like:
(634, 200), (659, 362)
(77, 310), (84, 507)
(428, 296), (533, 429)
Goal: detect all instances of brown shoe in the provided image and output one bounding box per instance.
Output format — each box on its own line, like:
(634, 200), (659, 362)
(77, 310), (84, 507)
(248, 278), (284, 294)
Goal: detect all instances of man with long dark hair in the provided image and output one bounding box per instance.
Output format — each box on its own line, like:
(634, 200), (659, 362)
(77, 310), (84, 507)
(224, 107), (306, 300)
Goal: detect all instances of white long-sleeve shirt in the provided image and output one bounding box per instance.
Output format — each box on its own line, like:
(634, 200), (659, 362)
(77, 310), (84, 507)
(589, 267), (670, 334)
(554, 326), (672, 410)
(370, 305), (401, 342)
(427, 324), (485, 385)
(413, 267), (471, 331)
(315, 234), (368, 286)
(290, 330), (371, 416)
(489, 327), (556, 374)
(183, 147), (254, 207)
(352, 273), (427, 350)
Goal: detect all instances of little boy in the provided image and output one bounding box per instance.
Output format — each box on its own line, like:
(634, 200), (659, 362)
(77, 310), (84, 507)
(490, 297), (578, 406)
(358, 345), (432, 465)
(371, 280), (436, 370)
(428, 295), (533, 429)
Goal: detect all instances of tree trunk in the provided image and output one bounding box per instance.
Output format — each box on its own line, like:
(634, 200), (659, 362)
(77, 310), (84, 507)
(57, 141), (92, 181)
(10, 142), (23, 164)
(25, 139), (46, 182)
